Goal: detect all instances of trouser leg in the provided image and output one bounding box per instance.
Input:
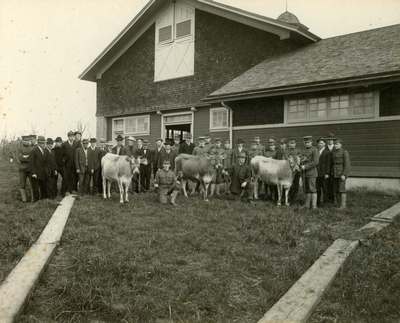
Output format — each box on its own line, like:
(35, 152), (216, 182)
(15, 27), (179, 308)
(316, 177), (323, 206)
(31, 177), (40, 202)
(170, 190), (178, 205)
(289, 172), (300, 203)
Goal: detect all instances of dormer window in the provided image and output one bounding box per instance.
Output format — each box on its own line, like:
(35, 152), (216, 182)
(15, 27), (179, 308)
(176, 20), (191, 38)
(158, 25), (173, 43)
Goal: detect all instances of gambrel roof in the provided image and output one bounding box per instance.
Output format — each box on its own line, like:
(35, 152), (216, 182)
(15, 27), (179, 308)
(206, 24), (400, 101)
(79, 0), (320, 82)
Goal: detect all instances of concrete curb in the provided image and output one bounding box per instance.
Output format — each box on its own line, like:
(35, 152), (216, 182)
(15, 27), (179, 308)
(258, 201), (400, 323)
(0, 195), (75, 323)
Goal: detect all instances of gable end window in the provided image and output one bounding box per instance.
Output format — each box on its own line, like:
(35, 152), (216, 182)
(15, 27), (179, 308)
(210, 108), (229, 131)
(286, 92), (377, 123)
(176, 20), (191, 38)
(158, 25), (172, 43)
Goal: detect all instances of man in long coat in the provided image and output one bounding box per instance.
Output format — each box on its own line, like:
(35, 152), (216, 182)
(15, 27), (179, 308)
(229, 152), (252, 202)
(61, 131), (76, 196)
(30, 136), (48, 201)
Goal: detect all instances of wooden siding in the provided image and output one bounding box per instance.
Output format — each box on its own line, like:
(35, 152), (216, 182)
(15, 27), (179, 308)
(233, 120), (400, 178)
(193, 106), (229, 141)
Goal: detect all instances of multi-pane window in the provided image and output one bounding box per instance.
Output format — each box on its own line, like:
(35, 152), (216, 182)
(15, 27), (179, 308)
(176, 20), (191, 38)
(287, 92), (376, 123)
(113, 115), (150, 138)
(210, 108), (229, 130)
(158, 25), (172, 43)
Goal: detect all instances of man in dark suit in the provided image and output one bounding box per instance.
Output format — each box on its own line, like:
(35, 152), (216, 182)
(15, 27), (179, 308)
(136, 140), (152, 192)
(45, 138), (58, 199)
(152, 138), (165, 177)
(75, 139), (90, 195)
(53, 137), (64, 196)
(112, 135), (127, 155)
(30, 136), (48, 201)
(179, 133), (195, 154)
(61, 131), (76, 196)
(325, 133), (336, 203)
(87, 138), (102, 194)
(72, 131), (83, 191)
(160, 139), (177, 170)
(316, 137), (332, 206)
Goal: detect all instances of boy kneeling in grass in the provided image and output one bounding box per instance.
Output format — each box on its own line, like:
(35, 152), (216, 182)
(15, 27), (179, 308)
(229, 152), (253, 203)
(154, 159), (179, 206)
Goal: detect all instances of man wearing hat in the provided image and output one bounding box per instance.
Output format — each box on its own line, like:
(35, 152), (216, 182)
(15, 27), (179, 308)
(300, 136), (319, 209)
(264, 138), (278, 159)
(287, 138), (301, 203)
(325, 133), (337, 204)
(112, 135), (127, 155)
(153, 138), (165, 177)
(87, 138), (101, 195)
(171, 134), (181, 155)
(45, 138), (58, 199)
(232, 138), (248, 166)
(264, 138), (278, 201)
(125, 136), (136, 157)
(204, 135), (213, 155)
(61, 131), (76, 196)
(72, 131), (83, 191)
(136, 139), (152, 192)
(179, 133), (194, 155)
(276, 138), (288, 160)
(316, 137), (332, 206)
(97, 139), (108, 194)
(193, 136), (208, 158)
(53, 137), (64, 196)
(332, 138), (351, 209)
(209, 138), (225, 196)
(154, 159), (179, 206)
(16, 135), (34, 202)
(229, 151), (253, 202)
(75, 139), (90, 194)
(29, 136), (48, 201)
(223, 139), (233, 194)
(160, 139), (177, 170)
(254, 136), (265, 156)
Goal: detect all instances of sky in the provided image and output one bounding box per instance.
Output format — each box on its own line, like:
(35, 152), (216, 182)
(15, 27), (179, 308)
(1, 0), (399, 139)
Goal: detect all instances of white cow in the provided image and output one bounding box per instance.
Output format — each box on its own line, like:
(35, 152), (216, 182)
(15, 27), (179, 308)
(251, 155), (299, 206)
(101, 153), (140, 203)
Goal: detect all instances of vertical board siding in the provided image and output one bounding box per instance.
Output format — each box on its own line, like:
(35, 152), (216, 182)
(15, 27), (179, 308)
(233, 120), (400, 178)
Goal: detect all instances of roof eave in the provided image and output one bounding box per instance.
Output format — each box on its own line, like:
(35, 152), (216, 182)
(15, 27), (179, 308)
(203, 71), (400, 102)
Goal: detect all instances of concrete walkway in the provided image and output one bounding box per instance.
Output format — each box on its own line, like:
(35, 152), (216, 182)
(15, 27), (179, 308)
(0, 195), (75, 323)
(258, 201), (400, 323)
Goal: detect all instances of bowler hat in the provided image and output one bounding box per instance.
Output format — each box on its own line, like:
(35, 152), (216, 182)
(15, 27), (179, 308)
(115, 134), (124, 141)
(37, 136), (46, 143)
(82, 139), (89, 144)
(90, 138), (97, 143)
(303, 135), (313, 141)
(55, 137), (63, 143)
(317, 137), (326, 143)
(46, 138), (54, 144)
(74, 131), (82, 136)
(67, 131), (75, 136)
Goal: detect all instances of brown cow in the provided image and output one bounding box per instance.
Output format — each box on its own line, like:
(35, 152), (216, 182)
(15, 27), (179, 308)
(175, 154), (215, 201)
(101, 153), (140, 203)
(251, 155), (299, 206)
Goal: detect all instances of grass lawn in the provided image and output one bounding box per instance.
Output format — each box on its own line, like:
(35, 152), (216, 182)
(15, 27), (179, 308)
(310, 217), (400, 323)
(18, 185), (399, 323)
(0, 159), (57, 283)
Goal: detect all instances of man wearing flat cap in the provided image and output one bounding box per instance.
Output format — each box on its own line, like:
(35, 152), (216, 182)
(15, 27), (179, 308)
(125, 136), (136, 157)
(61, 131), (76, 196)
(193, 136), (208, 158)
(254, 136), (265, 156)
(287, 138), (301, 203)
(209, 138), (225, 196)
(17, 135), (34, 202)
(153, 138), (165, 177)
(112, 135), (127, 156)
(325, 133), (337, 204)
(29, 136), (48, 201)
(136, 139), (152, 192)
(332, 138), (351, 209)
(316, 137), (332, 207)
(300, 136), (319, 209)
(45, 138), (58, 199)
(179, 133), (194, 155)
(159, 139), (177, 171)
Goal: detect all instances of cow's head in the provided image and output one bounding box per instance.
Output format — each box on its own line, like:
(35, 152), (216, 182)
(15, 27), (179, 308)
(126, 156), (141, 175)
(287, 155), (301, 173)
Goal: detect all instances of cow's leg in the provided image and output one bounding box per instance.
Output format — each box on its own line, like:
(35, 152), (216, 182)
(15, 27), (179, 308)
(285, 185), (290, 206)
(277, 184), (282, 206)
(209, 183), (215, 198)
(254, 176), (259, 200)
(204, 182), (210, 202)
(117, 179), (124, 204)
(181, 178), (189, 198)
(125, 180), (130, 203)
(107, 181), (111, 199)
(102, 177), (107, 199)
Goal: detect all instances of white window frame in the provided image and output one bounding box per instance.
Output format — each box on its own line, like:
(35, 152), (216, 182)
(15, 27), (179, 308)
(158, 25), (174, 45)
(285, 91), (378, 124)
(210, 107), (229, 132)
(112, 115), (150, 139)
(175, 19), (193, 40)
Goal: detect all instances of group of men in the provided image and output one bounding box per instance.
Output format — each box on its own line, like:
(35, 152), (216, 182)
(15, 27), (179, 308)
(16, 130), (350, 209)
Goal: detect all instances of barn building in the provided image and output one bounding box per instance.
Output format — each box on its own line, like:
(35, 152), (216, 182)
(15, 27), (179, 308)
(80, 0), (400, 190)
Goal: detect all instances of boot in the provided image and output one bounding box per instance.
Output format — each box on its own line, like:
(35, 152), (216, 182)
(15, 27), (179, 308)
(170, 191), (178, 206)
(339, 193), (347, 209)
(19, 189), (27, 203)
(311, 193), (318, 210)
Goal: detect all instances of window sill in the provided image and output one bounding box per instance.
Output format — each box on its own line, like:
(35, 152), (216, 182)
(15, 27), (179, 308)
(210, 128), (229, 132)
